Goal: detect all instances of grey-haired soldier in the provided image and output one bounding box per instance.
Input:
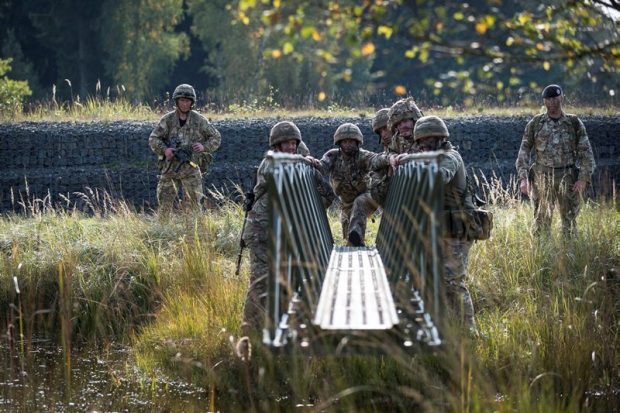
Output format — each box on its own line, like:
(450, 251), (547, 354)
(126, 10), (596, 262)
(515, 84), (595, 236)
(149, 84), (221, 213)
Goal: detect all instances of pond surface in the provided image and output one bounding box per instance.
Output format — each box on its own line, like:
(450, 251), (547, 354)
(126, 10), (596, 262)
(0, 339), (211, 412)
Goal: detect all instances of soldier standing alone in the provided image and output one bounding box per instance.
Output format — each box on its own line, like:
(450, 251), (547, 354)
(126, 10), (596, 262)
(515, 84), (596, 236)
(149, 84), (221, 213)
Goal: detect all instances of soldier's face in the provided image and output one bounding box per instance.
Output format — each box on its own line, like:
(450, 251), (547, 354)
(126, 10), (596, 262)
(379, 126), (392, 146)
(396, 119), (415, 138)
(417, 136), (440, 151)
(176, 97), (193, 113)
(339, 138), (359, 155)
(543, 95), (563, 112)
(278, 139), (298, 154)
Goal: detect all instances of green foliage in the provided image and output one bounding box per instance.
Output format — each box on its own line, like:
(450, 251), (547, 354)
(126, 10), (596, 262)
(0, 187), (618, 410)
(100, 0), (189, 99)
(0, 58), (32, 115)
(231, 0), (620, 105)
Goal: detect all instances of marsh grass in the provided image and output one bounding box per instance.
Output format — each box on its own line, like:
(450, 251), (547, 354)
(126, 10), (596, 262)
(0, 186), (618, 411)
(4, 94), (618, 122)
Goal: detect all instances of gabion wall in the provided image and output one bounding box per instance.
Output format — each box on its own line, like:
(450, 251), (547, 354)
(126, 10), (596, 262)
(0, 116), (617, 212)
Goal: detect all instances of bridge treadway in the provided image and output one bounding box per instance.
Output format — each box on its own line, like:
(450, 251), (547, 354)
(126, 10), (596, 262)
(313, 246), (399, 331)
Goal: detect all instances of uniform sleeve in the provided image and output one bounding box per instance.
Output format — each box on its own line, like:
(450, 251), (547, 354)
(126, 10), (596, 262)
(515, 117), (536, 180)
(438, 152), (460, 183)
(319, 150), (337, 175)
(202, 121), (221, 154)
(149, 117), (169, 156)
(575, 118), (596, 182)
(366, 151), (390, 170)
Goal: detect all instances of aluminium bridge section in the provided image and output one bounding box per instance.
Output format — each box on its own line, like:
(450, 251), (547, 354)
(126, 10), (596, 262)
(261, 151), (445, 354)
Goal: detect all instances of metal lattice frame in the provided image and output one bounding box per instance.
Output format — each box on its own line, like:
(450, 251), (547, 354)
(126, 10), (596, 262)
(263, 152), (333, 347)
(262, 151), (445, 350)
(376, 152), (445, 322)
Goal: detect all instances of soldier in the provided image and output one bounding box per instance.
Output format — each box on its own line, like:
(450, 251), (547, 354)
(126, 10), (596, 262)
(515, 84), (596, 236)
(149, 84), (221, 213)
(240, 121), (328, 335)
(395, 115), (477, 332)
(368, 108), (399, 206)
(319, 123), (391, 247)
(387, 97), (424, 154)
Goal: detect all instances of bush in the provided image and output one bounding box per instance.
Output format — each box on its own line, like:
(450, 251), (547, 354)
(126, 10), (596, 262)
(0, 58), (32, 115)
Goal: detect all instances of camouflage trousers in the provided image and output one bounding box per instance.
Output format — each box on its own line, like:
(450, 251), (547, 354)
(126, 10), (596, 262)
(368, 171), (390, 207)
(342, 193), (379, 245)
(532, 167), (581, 237)
(441, 237), (476, 331)
(157, 166), (204, 213)
(241, 238), (269, 335)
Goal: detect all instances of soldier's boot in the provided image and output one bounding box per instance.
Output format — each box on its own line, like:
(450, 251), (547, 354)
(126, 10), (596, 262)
(347, 226), (365, 247)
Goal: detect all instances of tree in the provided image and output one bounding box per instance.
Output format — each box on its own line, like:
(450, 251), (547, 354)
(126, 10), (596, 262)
(100, 0), (189, 100)
(26, 0), (105, 99)
(0, 58), (32, 115)
(232, 0), (620, 106)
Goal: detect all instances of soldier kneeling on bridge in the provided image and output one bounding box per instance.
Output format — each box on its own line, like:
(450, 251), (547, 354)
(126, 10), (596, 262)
(395, 115), (478, 333)
(319, 123), (393, 247)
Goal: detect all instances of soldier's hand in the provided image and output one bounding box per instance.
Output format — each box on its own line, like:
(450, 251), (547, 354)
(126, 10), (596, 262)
(164, 147), (175, 161)
(572, 179), (586, 193)
(192, 142), (205, 153)
(305, 156), (321, 169)
(519, 178), (530, 195)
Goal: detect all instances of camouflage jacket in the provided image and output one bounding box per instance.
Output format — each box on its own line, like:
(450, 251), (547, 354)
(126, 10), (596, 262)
(515, 112), (596, 182)
(149, 109), (221, 174)
(242, 158), (270, 243)
(436, 141), (474, 211)
(391, 131), (417, 154)
(319, 148), (389, 204)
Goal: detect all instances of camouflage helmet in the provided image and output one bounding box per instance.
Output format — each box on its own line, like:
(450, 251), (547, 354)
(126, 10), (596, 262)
(172, 84), (196, 103)
(269, 121), (302, 147)
(387, 98), (423, 132)
(371, 108), (390, 134)
(334, 123), (363, 145)
(413, 115), (449, 141)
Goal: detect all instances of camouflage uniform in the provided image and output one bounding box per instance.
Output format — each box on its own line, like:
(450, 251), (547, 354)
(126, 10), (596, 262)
(414, 116), (476, 330)
(319, 123), (390, 245)
(368, 108), (400, 206)
(241, 157), (271, 331)
(387, 97), (424, 155)
(516, 112), (595, 236)
(149, 85), (221, 213)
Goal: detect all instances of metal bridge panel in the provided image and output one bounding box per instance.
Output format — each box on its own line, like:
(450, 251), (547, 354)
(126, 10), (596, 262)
(313, 246), (399, 330)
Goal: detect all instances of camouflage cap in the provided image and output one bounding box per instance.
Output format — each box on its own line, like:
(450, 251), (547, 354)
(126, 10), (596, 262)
(269, 121), (302, 147)
(173, 84), (197, 102)
(334, 123), (363, 145)
(542, 84), (562, 98)
(371, 108), (390, 134)
(413, 115), (449, 141)
(387, 98), (423, 132)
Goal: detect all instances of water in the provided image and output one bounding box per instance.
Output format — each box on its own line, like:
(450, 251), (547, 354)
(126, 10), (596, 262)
(0, 340), (211, 412)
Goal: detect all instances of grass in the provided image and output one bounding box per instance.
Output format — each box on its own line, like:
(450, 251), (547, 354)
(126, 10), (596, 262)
(2, 95), (618, 122)
(0, 188), (618, 411)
